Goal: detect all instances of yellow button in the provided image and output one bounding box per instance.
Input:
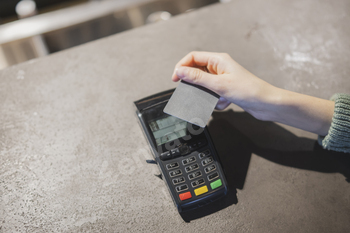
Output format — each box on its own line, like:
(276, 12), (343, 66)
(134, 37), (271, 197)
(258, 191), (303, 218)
(194, 185), (208, 196)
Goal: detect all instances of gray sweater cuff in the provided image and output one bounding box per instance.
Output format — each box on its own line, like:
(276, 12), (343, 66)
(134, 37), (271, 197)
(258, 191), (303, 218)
(318, 93), (350, 153)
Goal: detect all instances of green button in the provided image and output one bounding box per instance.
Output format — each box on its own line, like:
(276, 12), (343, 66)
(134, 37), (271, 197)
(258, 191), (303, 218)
(210, 179), (222, 190)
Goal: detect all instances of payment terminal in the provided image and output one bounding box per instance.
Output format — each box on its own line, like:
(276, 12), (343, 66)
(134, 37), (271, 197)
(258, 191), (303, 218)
(134, 89), (228, 213)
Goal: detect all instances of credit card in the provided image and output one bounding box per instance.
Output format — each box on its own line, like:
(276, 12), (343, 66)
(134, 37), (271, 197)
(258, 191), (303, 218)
(163, 81), (219, 128)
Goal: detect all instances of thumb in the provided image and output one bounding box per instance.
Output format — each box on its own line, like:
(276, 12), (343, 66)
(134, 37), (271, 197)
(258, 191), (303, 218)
(175, 66), (217, 91)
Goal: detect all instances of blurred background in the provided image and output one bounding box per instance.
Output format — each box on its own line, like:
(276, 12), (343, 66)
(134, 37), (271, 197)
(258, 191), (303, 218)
(0, 0), (230, 70)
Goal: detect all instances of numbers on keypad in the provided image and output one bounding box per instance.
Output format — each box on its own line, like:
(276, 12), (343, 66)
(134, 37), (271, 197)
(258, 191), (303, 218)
(204, 164), (216, 174)
(207, 172), (219, 181)
(172, 176), (185, 185)
(169, 169), (182, 177)
(182, 156), (196, 165)
(176, 184), (188, 192)
(201, 157), (213, 166)
(188, 171), (202, 180)
(185, 163), (199, 173)
(191, 178), (205, 188)
(166, 162), (179, 170)
(166, 147), (223, 196)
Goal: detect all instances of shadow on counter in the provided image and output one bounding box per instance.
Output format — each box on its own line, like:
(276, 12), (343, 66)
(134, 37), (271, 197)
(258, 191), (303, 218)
(180, 110), (350, 222)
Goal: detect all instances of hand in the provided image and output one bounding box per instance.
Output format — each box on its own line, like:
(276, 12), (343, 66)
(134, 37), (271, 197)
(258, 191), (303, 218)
(172, 51), (334, 136)
(172, 51), (277, 120)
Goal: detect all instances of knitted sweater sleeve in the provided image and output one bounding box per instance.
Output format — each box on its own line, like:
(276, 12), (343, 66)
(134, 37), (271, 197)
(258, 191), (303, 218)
(318, 93), (350, 153)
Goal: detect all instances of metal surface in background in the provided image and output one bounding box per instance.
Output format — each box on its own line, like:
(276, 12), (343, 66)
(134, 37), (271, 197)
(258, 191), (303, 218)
(0, 0), (219, 69)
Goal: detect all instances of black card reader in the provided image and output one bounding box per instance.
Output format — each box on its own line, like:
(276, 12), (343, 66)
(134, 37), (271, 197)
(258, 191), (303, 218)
(134, 89), (228, 213)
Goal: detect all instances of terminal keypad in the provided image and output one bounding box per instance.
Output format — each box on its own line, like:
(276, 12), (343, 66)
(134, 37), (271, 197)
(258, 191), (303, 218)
(164, 142), (223, 202)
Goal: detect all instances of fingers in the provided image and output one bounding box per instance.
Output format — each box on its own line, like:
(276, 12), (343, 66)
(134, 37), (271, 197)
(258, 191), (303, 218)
(176, 51), (216, 69)
(172, 51), (224, 81)
(175, 66), (220, 93)
(171, 51), (234, 100)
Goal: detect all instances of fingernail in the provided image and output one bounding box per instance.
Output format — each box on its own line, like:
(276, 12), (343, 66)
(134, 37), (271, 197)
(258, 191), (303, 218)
(175, 67), (187, 79)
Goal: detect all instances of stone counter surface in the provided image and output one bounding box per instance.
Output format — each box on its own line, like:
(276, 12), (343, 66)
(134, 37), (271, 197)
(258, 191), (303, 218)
(1, 0), (350, 232)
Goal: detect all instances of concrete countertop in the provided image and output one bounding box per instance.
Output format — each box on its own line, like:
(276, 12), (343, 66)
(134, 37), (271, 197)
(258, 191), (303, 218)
(1, 0), (349, 232)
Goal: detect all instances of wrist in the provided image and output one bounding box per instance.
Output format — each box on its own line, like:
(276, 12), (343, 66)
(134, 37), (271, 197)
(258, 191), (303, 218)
(260, 88), (334, 135)
(259, 87), (288, 122)
(243, 83), (283, 122)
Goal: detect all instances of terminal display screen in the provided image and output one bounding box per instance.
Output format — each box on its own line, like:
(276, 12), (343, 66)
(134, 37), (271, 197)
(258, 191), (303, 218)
(149, 115), (188, 146)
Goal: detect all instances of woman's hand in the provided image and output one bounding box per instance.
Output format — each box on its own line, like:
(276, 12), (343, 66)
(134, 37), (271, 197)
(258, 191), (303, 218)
(172, 51), (334, 136)
(172, 51), (278, 120)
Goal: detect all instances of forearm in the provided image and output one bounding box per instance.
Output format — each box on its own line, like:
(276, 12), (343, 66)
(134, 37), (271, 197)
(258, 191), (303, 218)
(172, 51), (336, 137)
(264, 88), (335, 136)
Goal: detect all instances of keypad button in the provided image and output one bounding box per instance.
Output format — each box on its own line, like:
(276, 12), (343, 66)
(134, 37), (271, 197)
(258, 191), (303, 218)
(171, 148), (180, 158)
(204, 164), (216, 174)
(166, 162), (179, 170)
(169, 169), (182, 177)
(185, 163), (199, 173)
(210, 179), (222, 190)
(194, 185), (208, 196)
(198, 152), (205, 159)
(172, 177), (185, 185)
(160, 151), (171, 160)
(176, 184), (188, 192)
(191, 178), (205, 188)
(188, 171), (202, 180)
(182, 156), (196, 165)
(208, 172), (219, 181)
(198, 178), (205, 185)
(198, 149), (211, 159)
(179, 191), (192, 201)
(201, 156), (213, 166)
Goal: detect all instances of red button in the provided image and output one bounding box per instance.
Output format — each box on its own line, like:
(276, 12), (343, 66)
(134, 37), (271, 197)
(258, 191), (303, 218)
(179, 191), (192, 201)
